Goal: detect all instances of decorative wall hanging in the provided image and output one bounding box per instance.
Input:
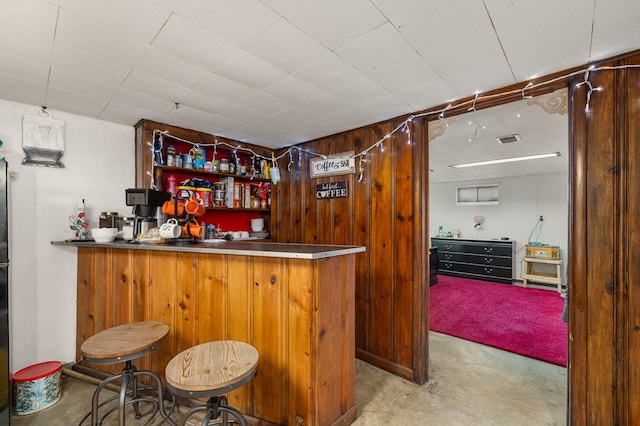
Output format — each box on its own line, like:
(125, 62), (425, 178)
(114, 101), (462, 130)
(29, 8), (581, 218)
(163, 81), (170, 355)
(22, 110), (65, 168)
(310, 152), (355, 178)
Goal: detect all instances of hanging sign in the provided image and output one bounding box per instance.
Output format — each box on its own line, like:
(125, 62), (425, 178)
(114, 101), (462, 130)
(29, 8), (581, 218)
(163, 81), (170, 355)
(310, 153), (355, 178)
(316, 181), (348, 199)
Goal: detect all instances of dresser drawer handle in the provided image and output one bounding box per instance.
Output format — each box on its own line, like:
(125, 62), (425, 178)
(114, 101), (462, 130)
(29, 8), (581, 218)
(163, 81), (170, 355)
(445, 245), (453, 250)
(484, 267), (493, 273)
(445, 254), (453, 259)
(484, 247), (493, 253)
(484, 257), (493, 263)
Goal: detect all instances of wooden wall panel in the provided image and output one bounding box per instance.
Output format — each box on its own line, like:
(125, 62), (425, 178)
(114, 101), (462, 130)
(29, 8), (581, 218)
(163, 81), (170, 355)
(76, 248), (95, 363)
(148, 251), (178, 374)
(625, 57), (640, 423)
(196, 253), (228, 344)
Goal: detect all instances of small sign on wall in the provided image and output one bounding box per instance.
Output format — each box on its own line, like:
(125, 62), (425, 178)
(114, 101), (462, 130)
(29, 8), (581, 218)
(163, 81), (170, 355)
(310, 153), (355, 178)
(316, 181), (348, 199)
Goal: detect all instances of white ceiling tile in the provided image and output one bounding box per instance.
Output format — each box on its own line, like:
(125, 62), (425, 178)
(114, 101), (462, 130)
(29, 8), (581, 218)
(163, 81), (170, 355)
(135, 47), (210, 89)
(369, 56), (440, 95)
(55, 10), (147, 66)
(483, 0), (558, 22)
(0, 0), (57, 61)
(335, 22), (419, 75)
(0, 53), (49, 83)
(121, 70), (189, 104)
(44, 86), (109, 116)
(591, 10), (640, 61)
(396, 0), (491, 56)
(370, 0), (431, 21)
(237, 91), (291, 116)
(59, 0), (171, 44)
(493, 0), (593, 58)
(268, 106), (320, 127)
(245, 19), (329, 74)
(0, 73), (47, 106)
(507, 31), (594, 81)
(166, 104), (216, 124)
(329, 78), (390, 107)
(175, 90), (230, 115)
(212, 101), (269, 124)
(151, 14), (241, 72)
(395, 80), (458, 111)
(49, 68), (119, 101)
(424, 27), (514, 96)
(300, 94), (351, 116)
(260, 0), (303, 16)
(284, 0), (388, 50)
(214, 49), (288, 89)
(110, 89), (175, 114)
(52, 43), (132, 86)
(594, 0), (640, 22)
(355, 95), (413, 123)
(191, 74), (257, 103)
(293, 53), (365, 92)
(170, 0), (280, 48)
(262, 76), (325, 105)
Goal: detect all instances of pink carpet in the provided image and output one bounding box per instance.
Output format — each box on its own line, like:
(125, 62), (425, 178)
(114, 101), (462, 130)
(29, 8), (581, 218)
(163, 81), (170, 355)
(430, 275), (567, 366)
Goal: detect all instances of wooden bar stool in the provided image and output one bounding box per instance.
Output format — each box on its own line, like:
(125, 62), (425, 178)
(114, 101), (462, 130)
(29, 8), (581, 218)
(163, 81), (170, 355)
(78, 321), (177, 426)
(165, 341), (259, 426)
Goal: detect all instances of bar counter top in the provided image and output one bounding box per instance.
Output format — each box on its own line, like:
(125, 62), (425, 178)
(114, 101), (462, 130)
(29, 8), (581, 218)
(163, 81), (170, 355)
(52, 239), (365, 259)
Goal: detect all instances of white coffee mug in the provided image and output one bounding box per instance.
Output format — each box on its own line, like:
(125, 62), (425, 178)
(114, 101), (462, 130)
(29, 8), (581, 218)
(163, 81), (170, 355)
(159, 218), (181, 239)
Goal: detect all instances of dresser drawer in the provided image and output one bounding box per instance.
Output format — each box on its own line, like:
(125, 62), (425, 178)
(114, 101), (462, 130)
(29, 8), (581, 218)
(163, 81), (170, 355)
(439, 252), (512, 267)
(440, 261), (512, 279)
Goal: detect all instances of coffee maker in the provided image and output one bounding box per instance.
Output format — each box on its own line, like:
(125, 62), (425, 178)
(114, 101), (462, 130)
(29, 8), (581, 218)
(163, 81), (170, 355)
(125, 188), (170, 237)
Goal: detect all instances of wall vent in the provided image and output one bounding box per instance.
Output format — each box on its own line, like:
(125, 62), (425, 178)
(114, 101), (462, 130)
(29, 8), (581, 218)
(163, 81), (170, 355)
(496, 134), (521, 144)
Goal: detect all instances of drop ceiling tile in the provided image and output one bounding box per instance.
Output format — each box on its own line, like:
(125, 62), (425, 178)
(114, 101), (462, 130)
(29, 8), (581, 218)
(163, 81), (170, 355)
(52, 43), (132, 86)
(151, 14), (241, 72)
(214, 49), (288, 90)
(493, 0), (593, 57)
(44, 86), (109, 116)
(175, 90), (230, 115)
(369, 55), (440, 95)
(121, 70), (189, 104)
(424, 27), (514, 95)
(355, 94), (413, 123)
(49, 68), (119, 100)
(293, 53), (365, 92)
(191, 73), (256, 103)
(268, 106), (320, 127)
(169, 0), (280, 48)
(245, 19), (329, 74)
(483, 0), (557, 22)
(336, 22), (419, 76)
(330, 78), (390, 107)
(212, 101), (270, 124)
(199, 115), (247, 135)
(110, 88), (175, 114)
(55, 10), (147, 66)
(260, 0), (303, 16)
(395, 0), (491, 56)
(262, 76), (325, 106)
(135, 47), (210, 89)
(237, 91), (291, 116)
(0, 74), (47, 107)
(507, 31), (592, 81)
(0, 53), (49, 83)
(59, 0), (171, 44)
(284, 0), (387, 50)
(300, 94), (351, 116)
(594, 0), (640, 22)
(591, 10), (640, 60)
(395, 79), (458, 112)
(370, 0), (430, 21)
(166, 104), (216, 124)
(0, 0), (57, 61)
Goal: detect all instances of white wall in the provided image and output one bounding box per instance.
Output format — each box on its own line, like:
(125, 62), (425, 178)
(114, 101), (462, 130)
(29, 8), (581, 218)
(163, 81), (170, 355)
(429, 172), (569, 282)
(0, 99), (134, 373)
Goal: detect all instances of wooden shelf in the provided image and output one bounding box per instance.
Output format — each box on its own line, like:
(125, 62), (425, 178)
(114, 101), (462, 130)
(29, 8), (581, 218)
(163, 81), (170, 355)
(156, 165), (271, 183)
(522, 257), (563, 292)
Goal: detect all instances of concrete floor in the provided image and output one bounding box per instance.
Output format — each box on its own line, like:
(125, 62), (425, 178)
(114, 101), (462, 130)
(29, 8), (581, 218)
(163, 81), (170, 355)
(11, 332), (567, 425)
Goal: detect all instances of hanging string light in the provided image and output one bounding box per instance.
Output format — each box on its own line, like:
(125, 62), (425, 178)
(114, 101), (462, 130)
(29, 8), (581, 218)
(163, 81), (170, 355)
(144, 64), (640, 187)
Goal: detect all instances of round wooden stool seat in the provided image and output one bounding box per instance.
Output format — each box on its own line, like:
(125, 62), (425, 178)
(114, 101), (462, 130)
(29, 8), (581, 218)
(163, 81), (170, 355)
(165, 341), (258, 426)
(81, 321), (169, 364)
(78, 321), (176, 426)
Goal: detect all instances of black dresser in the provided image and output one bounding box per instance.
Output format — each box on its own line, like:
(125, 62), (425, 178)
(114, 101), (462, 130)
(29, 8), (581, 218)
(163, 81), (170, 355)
(430, 237), (515, 284)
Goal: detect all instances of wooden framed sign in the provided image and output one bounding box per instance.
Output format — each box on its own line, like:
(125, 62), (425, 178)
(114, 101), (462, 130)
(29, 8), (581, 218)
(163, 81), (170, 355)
(310, 153), (355, 178)
(316, 181), (348, 199)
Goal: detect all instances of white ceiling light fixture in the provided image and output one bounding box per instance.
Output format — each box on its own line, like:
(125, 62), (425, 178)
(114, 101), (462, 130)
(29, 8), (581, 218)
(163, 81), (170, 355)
(450, 152), (561, 169)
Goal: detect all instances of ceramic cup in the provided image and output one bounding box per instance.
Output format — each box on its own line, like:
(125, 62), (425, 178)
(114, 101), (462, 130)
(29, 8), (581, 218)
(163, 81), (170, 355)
(162, 200), (184, 217)
(182, 220), (203, 238)
(159, 218), (181, 239)
(185, 197), (205, 216)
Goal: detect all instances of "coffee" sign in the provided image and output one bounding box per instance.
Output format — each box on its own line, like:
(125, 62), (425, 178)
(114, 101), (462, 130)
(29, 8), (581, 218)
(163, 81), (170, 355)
(316, 181), (348, 199)
(310, 153), (355, 178)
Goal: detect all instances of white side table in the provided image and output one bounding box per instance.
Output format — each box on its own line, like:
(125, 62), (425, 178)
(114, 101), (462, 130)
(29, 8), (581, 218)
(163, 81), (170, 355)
(522, 257), (563, 292)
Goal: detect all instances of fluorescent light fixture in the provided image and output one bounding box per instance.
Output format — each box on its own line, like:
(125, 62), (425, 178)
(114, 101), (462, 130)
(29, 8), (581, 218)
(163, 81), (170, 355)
(450, 152), (561, 169)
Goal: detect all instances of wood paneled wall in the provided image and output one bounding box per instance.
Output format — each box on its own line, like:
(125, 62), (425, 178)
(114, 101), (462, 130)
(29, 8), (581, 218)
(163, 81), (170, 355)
(274, 117), (430, 383)
(273, 49), (640, 423)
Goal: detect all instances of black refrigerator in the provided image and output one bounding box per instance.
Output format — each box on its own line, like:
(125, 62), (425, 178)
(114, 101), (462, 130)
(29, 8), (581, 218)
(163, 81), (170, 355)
(0, 161), (9, 424)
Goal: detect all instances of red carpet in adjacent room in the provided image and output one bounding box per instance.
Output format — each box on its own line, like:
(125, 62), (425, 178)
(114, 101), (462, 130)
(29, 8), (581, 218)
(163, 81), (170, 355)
(429, 275), (567, 367)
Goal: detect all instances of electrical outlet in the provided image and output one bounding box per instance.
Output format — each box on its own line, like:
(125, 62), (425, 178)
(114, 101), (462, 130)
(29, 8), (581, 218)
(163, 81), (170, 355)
(539, 215), (544, 221)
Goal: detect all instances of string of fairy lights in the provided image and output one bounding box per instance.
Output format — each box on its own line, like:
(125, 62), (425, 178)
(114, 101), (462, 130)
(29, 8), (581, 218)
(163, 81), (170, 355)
(147, 63), (640, 187)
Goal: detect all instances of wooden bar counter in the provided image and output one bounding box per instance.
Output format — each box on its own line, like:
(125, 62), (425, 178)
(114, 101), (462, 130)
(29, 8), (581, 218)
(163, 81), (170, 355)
(54, 240), (365, 426)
